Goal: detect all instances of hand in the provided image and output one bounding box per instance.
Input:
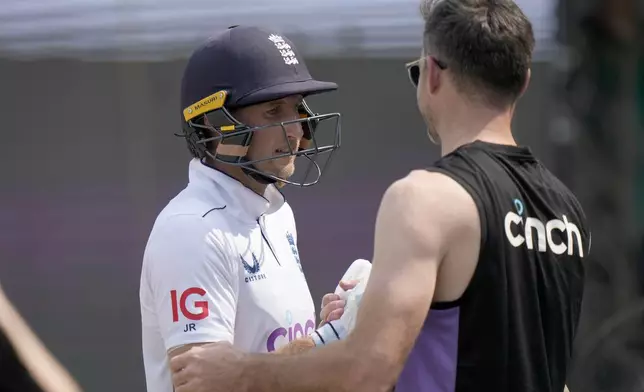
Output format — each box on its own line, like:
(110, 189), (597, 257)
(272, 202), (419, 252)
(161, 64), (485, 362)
(170, 342), (247, 392)
(319, 280), (358, 325)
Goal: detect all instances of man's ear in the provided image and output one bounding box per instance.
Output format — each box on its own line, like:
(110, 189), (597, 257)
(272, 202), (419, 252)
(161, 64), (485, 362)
(519, 68), (531, 98)
(427, 57), (443, 95)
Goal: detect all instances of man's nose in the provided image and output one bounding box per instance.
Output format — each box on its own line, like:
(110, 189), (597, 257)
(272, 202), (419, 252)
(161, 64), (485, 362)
(283, 121), (304, 140)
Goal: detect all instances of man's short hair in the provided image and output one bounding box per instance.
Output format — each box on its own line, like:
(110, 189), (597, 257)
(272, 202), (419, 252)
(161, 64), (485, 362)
(421, 0), (535, 108)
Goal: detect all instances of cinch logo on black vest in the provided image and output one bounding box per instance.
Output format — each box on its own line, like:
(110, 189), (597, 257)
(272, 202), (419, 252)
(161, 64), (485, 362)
(504, 199), (584, 257)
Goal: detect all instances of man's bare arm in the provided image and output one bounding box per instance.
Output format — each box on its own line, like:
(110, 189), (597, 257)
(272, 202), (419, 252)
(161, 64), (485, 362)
(273, 338), (316, 354)
(234, 170), (468, 392)
(169, 336), (317, 361)
(168, 344), (205, 358)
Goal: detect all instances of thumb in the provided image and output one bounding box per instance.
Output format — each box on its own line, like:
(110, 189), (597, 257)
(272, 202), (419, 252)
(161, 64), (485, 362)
(339, 279), (359, 291)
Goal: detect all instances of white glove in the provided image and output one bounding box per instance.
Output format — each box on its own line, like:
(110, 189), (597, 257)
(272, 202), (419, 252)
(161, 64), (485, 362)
(311, 259), (372, 346)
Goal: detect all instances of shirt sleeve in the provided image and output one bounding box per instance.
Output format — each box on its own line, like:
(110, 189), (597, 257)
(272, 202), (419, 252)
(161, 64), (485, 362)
(144, 214), (239, 352)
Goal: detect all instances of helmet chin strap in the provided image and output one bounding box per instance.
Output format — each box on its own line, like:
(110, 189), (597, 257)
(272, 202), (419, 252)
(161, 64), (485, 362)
(242, 165), (277, 185)
(211, 142), (278, 185)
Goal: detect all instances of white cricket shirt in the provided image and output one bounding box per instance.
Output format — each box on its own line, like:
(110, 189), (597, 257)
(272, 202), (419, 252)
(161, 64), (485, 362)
(139, 159), (316, 392)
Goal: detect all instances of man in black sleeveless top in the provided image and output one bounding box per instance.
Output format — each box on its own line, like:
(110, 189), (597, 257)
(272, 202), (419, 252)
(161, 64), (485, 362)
(167, 1), (589, 391)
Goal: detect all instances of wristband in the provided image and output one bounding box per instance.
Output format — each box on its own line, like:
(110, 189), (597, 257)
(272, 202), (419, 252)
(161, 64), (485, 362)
(311, 321), (347, 346)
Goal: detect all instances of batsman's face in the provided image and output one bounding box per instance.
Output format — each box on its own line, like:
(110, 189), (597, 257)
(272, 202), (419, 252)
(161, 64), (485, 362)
(234, 95), (304, 179)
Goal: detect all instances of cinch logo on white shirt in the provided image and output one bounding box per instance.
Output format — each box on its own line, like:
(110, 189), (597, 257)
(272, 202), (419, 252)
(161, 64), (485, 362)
(504, 198), (584, 257)
(266, 311), (316, 352)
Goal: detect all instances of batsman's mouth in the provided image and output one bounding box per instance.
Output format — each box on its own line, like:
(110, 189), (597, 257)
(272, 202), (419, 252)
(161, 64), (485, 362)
(274, 147), (294, 154)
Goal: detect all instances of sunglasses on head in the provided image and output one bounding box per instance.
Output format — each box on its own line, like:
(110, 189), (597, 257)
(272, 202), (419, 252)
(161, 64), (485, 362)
(405, 56), (448, 88)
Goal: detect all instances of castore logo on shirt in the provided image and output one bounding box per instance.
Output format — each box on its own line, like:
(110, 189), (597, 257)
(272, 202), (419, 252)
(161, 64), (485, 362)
(241, 252), (267, 283)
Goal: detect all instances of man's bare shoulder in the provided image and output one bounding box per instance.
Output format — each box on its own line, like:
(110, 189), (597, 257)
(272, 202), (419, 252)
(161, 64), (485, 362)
(405, 169), (471, 193)
(390, 169), (477, 213)
(382, 170), (479, 240)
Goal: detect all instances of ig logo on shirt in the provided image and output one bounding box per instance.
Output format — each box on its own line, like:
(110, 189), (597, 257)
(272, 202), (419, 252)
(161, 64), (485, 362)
(170, 287), (209, 333)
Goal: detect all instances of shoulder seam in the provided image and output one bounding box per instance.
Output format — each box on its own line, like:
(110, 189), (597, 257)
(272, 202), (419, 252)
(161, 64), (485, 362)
(202, 205), (227, 218)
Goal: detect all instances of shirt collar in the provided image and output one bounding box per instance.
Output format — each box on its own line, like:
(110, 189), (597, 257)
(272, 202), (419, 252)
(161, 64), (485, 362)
(188, 159), (285, 221)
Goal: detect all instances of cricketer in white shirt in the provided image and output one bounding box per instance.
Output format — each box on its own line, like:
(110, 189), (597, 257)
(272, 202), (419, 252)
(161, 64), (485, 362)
(139, 159), (316, 392)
